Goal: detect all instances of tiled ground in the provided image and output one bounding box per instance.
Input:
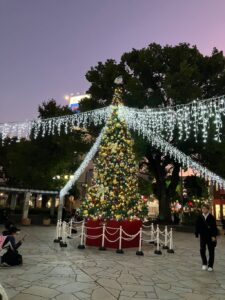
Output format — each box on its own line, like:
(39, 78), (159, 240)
(1, 226), (225, 300)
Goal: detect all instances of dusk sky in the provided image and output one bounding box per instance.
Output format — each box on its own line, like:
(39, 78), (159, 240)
(1, 0), (225, 123)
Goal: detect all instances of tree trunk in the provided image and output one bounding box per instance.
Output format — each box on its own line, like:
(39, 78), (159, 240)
(146, 150), (180, 222)
(159, 187), (171, 221)
(50, 196), (56, 217)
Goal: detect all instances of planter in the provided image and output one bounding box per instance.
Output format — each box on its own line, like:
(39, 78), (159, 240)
(85, 219), (142, 248)
(43, 218), (51, 226)
(21, 218), (31, 226)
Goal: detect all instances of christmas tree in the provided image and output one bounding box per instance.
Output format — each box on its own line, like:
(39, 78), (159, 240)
(81, 86), (148, 221)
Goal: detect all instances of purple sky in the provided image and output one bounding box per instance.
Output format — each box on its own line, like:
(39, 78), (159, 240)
(1, 0), (225, 123)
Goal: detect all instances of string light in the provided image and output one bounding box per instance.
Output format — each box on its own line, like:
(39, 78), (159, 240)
(1, 95), (225, 143)
(59, 126), (106, 199)
(119, 95), (225, 142)
(0, 106), (111, 143)
(1, 92), (225, 190)
(120, 110), (225, 189)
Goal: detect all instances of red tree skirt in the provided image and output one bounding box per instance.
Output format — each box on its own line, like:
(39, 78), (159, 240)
(85, 219), (142, 248)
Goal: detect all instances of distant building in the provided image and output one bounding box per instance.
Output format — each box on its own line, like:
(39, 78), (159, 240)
(213, 188), (225, 220)
(66, 94), (91, 111)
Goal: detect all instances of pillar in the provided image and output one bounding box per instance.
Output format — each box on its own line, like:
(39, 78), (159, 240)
(57, 195), (64, 221)
(50, 196), (56, 217)
(22, 192), (31, 219)
(10, 193), (18, 210)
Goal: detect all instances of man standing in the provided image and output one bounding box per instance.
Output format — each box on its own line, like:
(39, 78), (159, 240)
(195, 204), (218, 271)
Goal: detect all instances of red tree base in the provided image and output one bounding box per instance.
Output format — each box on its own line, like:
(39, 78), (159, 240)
(85, 219), (142, 248)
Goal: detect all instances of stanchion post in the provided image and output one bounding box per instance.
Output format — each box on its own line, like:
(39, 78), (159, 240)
(67, 219), (73, 239)
(78, 221), (85, 249)
(54, 219), (60, 243)
(167, 228), (175, 253)
(99, 223), (106, 251)
(154, 225), (162, 255)
(58, 219), (62, 241)
(163, 225), (169, 249)
(60, 221), (68, 247)
(116, 226), (124, 254)
(136, 228), (144, 256)
(149, 223), (155, 244)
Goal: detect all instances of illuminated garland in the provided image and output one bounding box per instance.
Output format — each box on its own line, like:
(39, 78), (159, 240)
(1, 95), (225, 143)
(119, 107), (225, 189)
(0, 106), (111, 142)
(59, 126), (106, 198)
(119, 95), (225, 142)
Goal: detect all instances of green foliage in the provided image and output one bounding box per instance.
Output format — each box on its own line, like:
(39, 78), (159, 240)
(138, 177), (153, 196)
(184, 176), (209, 199)
(0, 99), (90, 191)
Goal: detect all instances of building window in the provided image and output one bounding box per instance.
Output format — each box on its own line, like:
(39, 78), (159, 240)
(215, 204), (221, 220)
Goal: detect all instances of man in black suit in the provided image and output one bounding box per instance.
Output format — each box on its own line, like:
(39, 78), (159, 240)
(195, 203), (218, 271)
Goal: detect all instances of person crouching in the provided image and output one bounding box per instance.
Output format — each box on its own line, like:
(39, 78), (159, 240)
(1, 227), (24, 266)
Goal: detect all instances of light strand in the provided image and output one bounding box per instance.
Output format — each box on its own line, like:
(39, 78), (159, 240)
(0, 106), (112, 142)
(119, 108), (225, 189)
(119, 95), (225, 142)
(59, 125), (106, 198)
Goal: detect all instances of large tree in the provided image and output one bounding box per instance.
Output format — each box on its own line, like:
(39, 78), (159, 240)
(80, 43), (225, 221)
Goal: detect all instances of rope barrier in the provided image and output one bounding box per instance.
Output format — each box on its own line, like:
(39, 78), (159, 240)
(106, 226), (120, 231)
(85, 226), (103, 230)
(104, 236), (120, 243)
(53, 220), (175, 256)
(84, 234), (103, 239)
(71, 220), (84, 224)
(105, 228), (120, 236)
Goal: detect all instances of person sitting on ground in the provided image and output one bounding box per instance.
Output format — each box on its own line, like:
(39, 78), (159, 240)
(2, 221), (20, 236)
(1, 227), (25, 266)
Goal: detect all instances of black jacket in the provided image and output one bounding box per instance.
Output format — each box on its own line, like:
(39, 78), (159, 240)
(195, 213), (218, 239)
(2, 235), (22, 250)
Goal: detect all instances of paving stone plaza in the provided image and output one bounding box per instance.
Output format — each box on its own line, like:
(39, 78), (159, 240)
(0, 226), (225, 300)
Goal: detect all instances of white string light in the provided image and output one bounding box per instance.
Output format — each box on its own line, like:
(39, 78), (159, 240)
(119, 95), (225, 142)
(1, 93), (225, 190)
(59, 125), (106, 198)
(1, 95), (225, 143)
(119, 109), (225, 189)
(0, 106), (111, 143)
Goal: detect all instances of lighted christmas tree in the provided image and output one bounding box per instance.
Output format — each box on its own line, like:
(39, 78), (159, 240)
(81, 85), (148, 221)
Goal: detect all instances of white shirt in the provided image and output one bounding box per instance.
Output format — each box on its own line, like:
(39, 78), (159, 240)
(203, 212), (209, 220)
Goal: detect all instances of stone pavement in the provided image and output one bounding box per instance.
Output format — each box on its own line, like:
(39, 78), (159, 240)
(0, 226), (225, 300)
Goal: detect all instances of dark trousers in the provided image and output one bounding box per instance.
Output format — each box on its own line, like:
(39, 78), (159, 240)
(200, 237), (215, 268)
